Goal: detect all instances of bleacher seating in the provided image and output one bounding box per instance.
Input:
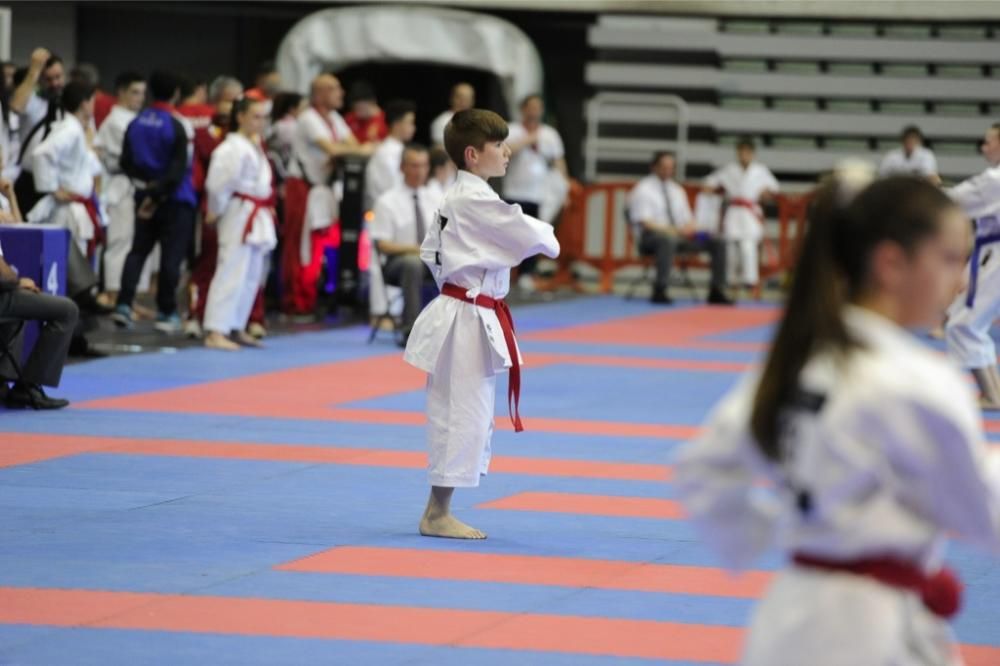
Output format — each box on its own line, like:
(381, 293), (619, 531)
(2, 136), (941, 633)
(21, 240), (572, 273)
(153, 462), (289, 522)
(584, 15), (1000, 185)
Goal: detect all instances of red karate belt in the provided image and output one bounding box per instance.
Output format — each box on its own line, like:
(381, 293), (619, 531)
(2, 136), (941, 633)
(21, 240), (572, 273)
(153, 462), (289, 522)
(728, 197), (763, 221)
(440, 282), (524, 432)
(793, 552), (962, 619)
(233, 192), (276, 242)
(69, 194), (103, 257)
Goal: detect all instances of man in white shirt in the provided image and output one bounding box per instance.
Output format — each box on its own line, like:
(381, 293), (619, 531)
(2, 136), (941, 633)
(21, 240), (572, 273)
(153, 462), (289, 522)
(371, 144), (441, 341)
(364, 99), (417, 210)
(429, 83), (474, 148)
(10, 48), (66, 214)
(503, 94), (568, 291)
(879, 125), (940, 185)
(628, 151), (731, 305)
(282, 72), (374, 314)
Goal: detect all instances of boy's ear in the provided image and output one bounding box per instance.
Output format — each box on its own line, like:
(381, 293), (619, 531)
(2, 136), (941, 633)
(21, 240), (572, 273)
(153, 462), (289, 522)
(464, 145), (477, 168)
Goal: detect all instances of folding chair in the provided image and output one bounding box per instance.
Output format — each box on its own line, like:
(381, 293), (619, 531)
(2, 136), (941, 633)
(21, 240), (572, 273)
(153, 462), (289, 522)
(367, 246), (404, 345)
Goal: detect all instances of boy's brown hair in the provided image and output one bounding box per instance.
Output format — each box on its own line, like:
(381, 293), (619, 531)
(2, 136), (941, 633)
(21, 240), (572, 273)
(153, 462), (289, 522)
(444, 109), (508, 170)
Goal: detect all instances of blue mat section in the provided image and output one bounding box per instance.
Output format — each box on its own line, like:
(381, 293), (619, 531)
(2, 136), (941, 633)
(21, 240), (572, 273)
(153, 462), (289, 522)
(2, 295), (999, 664)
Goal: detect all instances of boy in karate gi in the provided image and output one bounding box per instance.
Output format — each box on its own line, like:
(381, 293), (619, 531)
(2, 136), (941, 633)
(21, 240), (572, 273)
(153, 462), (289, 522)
(404, 109), (560, 539)
(202, 97), (276, 351)
(944, 123), (1000, 408)
(703, 138), (779, 289)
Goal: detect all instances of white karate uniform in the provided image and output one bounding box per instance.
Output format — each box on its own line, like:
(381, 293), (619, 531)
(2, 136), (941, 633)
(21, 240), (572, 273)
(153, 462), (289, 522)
(404, 170), (560, 487)
(879, 146), (939, 179)
(945, 163), (1000, 369)
(17, 92), (50, 147)
(95, 104), (146, 292)
(677, 305), (1000, 666)
(289, 106), (351, 265)
(203, 133), (277, 335)
(705, 161), (779, 286)
(429, 110), (453, 147)
(364, 135), (403, 212)
(27, 114), (102, 255)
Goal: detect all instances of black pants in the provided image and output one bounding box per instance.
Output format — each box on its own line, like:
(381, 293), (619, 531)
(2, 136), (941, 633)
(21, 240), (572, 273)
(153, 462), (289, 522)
(509, 200), (542, 276)
(0, 289), (78, 387)
(383, 253), (433, 331)
(117, 199), (196, 316)
(638, 230), (727, 292)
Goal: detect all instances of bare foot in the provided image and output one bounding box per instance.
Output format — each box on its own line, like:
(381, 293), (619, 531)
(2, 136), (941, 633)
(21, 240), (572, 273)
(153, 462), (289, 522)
(205, 331), (240, 351)
(419, 513), (487, 539)
(233, 331), (262, 348)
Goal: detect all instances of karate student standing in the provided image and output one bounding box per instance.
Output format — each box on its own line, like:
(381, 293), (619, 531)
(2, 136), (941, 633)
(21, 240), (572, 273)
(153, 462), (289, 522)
(404, 109), (560, 539)
(27, 81), (103, 257)
(94, 71), (146, 297)
(944, 123), (1000, 409)
(703, 138), (779, 289)
(677, 173), (1000, 666)
(202, 98), (277, 351)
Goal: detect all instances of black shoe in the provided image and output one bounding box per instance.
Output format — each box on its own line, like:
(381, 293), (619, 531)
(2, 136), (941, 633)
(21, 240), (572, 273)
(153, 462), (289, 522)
(650, 290), (673, 305)
(74, 291), (115, 316)
(5, 383), (70, 409)
(707, 287), (735, 306)
(69, 335), (108, 358)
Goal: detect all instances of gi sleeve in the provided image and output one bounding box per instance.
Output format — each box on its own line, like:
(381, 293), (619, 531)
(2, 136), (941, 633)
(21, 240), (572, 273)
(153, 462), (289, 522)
(449, 195), (560, 269)
(674, 375), (783, 571)
(204, 142), (239, 218)
(30, 126), (65, 194)
(947, 166), (1000, 221)
(874, 392), (1000, 554)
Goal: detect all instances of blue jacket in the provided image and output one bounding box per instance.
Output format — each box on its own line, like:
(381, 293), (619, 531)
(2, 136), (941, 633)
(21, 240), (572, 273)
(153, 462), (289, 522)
(120, 103), (196, 207)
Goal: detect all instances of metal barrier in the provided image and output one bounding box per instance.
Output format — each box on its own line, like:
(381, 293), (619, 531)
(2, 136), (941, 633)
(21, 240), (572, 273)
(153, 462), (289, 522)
(549, 181), (812, 297)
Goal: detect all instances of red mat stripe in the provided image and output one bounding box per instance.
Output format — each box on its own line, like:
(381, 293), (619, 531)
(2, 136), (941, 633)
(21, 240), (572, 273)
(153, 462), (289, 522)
(277, 546), (768, 597)
(0, 433), (671, 481)
(1, 587), (996, 664)
(479, 491), (686, 519)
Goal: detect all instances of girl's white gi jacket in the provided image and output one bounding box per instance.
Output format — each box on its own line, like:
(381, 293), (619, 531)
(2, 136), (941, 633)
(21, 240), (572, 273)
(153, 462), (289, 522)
(676, 306), (1000, 664)
(404, 170), (559, 376)
(205, 133), (277, 250)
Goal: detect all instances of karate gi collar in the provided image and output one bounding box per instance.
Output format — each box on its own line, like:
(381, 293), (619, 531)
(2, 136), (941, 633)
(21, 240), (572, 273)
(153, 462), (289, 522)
(455, 169), (491, 192)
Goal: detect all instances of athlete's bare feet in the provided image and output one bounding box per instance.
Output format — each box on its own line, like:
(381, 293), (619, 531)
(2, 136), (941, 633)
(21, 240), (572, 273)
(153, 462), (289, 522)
(418, 486), (486, 539)
(233, 330), (262, 348)
(205, 331), (240, 351)
(419, 512), (486, 539)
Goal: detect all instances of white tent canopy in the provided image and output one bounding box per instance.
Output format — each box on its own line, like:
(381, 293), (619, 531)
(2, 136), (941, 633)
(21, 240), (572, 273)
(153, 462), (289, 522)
(275, 4), (544, 112)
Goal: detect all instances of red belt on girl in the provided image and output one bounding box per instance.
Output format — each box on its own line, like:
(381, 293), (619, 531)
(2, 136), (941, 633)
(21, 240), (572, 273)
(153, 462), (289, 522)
(69, 194), (103, 256)
(440, 282), (523, 432)
(793, 552), (962, 619)
(234, 192), (275, 242)
(728, 198), (763, 221)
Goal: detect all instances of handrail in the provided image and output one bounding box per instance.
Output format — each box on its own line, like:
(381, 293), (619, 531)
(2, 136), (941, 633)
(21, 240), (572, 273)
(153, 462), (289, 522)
(584, 92), (690, 183)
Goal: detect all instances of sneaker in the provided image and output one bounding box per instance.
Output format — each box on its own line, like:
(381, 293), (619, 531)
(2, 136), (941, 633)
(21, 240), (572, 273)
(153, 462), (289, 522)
(707, 287), (735, 306)
(111, 304), (133, 329)
(183, 319), (203, 339)
(154, 312), (182, 334)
